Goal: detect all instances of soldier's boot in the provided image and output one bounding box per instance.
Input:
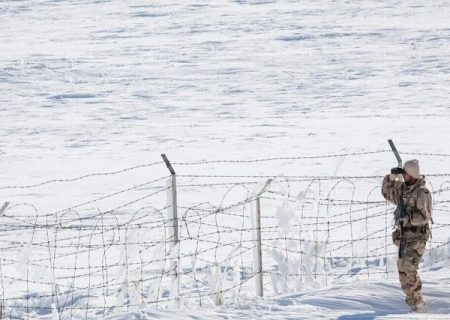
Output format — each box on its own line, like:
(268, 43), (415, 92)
(407, 293), (425, 313)
(411, 301), (426, 313)
(405, 294), (421, 305)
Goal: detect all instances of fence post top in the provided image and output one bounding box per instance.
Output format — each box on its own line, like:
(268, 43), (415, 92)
(161, 154), (176, 175)
(0, 202), (9, 216)
(253, 179), (273, 197)
(388, 139), (402, 168)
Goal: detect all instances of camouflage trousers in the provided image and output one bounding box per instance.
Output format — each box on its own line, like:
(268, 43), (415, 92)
(394, 231), (427, 307)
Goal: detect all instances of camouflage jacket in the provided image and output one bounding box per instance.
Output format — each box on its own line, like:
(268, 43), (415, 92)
(382, 174), (432, 228)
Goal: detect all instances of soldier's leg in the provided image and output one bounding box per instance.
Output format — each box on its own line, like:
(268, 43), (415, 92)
(397, 240), (426, 307)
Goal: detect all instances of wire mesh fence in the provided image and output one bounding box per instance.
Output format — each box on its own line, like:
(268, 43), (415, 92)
(1, 150), (449, 319)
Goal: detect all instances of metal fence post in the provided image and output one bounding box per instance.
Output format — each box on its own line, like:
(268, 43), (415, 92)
(0, 202), (9, 216)
(161, 154), (180, 306)
(253, 179), (272, 297)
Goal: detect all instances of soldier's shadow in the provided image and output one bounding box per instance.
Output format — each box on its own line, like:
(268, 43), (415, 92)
(337, 312), (401, 320)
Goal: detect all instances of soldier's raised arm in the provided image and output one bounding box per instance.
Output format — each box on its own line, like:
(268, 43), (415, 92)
(382, 172), (404, 205)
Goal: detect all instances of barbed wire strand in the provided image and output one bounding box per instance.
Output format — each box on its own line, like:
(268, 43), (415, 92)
(1, 156), (450, 318)
(0, 161), (165, 190)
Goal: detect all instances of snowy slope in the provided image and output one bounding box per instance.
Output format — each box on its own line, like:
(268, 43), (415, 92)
(2, 0), (450, 179)
(105, 278), (450, 320)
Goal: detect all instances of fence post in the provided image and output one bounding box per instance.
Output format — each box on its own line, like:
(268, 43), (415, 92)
(253, 179), (272, 297)
(0, 203), (6, 320)
(161, 154), (180, 306)
(0, 202), (9, 216)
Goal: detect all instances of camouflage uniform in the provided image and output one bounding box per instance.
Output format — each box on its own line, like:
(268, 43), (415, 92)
(382, 174), (432, 308)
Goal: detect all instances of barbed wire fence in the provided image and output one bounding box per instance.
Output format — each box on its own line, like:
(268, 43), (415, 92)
(0, 150), (449, 319)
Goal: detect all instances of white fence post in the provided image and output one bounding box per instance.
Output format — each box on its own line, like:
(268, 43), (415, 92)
(253, 179), (272, 297)
(161, 154), (180, 306)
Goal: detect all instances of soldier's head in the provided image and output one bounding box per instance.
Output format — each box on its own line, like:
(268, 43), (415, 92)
(402, 159), (420, 185)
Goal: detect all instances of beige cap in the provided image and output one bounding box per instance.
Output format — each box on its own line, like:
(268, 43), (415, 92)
(403, 159), (420, 179)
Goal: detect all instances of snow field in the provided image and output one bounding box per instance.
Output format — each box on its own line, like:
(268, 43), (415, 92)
(2, 0), (450, 318)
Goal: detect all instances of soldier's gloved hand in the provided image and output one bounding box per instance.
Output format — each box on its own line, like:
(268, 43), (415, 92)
(391, 167), (405, 175)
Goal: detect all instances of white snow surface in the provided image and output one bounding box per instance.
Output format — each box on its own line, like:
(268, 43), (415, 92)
(1, 0), (450, 319)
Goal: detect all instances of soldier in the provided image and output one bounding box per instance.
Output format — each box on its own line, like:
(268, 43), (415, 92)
(382, 159), (432, 312)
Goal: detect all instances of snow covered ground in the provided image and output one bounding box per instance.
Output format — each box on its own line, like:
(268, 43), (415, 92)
(106, 278), (450, 320)
(1, 0), (450, 319)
